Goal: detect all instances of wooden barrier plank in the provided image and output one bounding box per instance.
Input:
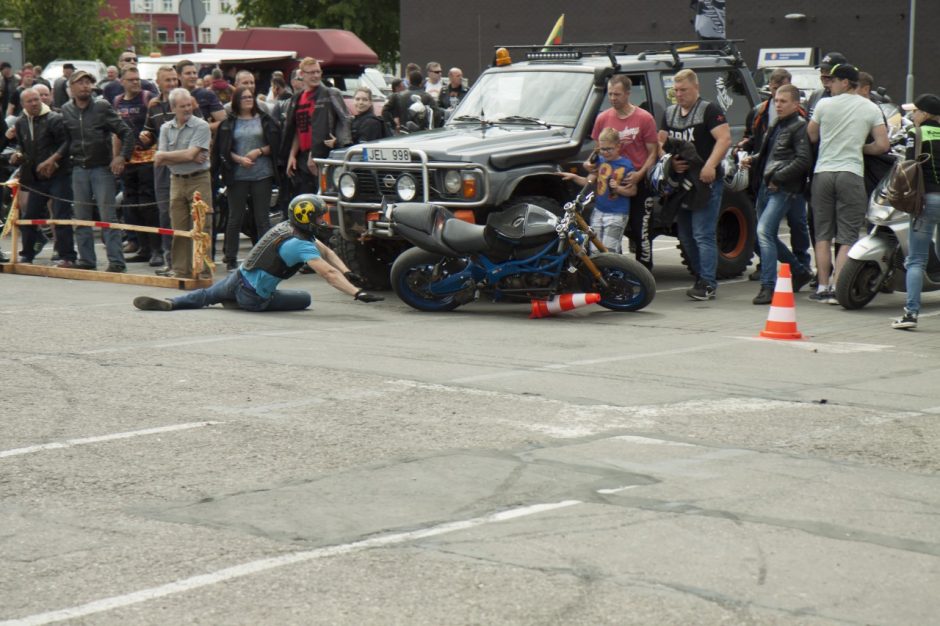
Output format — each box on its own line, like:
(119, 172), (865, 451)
(0, 263), (213, 290)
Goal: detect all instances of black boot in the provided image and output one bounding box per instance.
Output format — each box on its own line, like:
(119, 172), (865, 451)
(133, 296), (174, 311)
(752, 286), (774, 305)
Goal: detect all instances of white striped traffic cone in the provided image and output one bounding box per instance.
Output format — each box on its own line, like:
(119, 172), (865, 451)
(530, 293), (602, 318)
(759, 263), (803, 340)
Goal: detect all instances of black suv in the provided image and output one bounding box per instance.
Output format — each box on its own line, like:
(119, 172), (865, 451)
(316, 41), (761, 288)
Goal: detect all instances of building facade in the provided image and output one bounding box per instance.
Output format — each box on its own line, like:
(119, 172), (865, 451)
(108, 0), (239, 56)
(401, 0), (937, 103)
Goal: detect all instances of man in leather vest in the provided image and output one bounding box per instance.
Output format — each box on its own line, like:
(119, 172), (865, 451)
(132, 195), (383, 312)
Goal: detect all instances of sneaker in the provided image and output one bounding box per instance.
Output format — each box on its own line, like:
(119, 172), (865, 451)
(891, 310), (918, 330)
(18, 255), (33, 264)
(105, 263), (127, 273)
(792, 271), (812, 293)
(687, 280), (716, 301)
(127, 253), (151, 263)
(752, 286), (774, 305)
(74, 260), (96, 270)
(122, 242), (140, 254)
(808, 288), (832, 303)
(133, 296), (174, 311)
(55, 259), (77, 269)
(149, 252), (165, 267)
(826, 290), (840, 305)
(0, 250), (8, 263)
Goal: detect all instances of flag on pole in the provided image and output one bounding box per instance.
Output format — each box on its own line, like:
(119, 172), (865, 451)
(693, 0), (726, 39)
(543, 14), (565, 47)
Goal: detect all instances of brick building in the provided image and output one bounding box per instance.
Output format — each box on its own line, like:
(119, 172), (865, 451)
(108, 0), (238, 56)
(401, 0), (937, 102)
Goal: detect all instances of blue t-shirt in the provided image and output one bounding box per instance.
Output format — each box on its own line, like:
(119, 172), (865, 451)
(239, 237), (321, 298)
(593, 155), (634, 214)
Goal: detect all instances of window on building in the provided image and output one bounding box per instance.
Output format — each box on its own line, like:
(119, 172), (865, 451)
(137, 0), (153, 12)
(202, 0), (211, 13)
(157, 28), (168, 43)
(162, 0), (174, 12)
(174, 29), (185, 43)
(200, 27), (212, 44)
(220, 1), (231, 13)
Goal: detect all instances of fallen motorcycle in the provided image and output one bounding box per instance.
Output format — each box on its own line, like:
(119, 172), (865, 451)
(836, 176), (940, 309)
(386, 187), (656, 313)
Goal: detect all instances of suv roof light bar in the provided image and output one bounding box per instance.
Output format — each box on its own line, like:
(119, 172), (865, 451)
(496, 40), (743, 69)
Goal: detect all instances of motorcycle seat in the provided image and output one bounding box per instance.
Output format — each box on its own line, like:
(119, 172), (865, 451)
(441, 218), (489, 253)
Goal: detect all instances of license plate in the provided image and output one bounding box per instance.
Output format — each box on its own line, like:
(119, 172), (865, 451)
(365, 147), (411, 162)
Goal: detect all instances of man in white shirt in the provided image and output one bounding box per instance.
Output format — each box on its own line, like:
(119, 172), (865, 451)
(806, 64), (889, 301)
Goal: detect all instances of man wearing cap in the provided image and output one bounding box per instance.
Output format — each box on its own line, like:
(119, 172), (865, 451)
(53, 63), (75, 108)
(61, 70), (135, 272)
(806, 51), (846, 118)
(891, 94), (940, 330)
(0, 62), (19, 116)
(806, 64), (889, 303)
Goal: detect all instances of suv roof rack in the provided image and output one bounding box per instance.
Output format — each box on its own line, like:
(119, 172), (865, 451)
(494, 40), (745, 70)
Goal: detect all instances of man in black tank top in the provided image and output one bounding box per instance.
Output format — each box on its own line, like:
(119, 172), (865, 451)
(659, 69), (732, 301)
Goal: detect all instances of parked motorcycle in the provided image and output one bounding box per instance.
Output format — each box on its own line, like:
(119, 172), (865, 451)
(387, 187), (656, 312)
(836, 176), (940, 309)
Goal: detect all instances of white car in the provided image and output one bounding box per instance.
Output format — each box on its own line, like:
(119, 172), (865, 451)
(41, 59), (108, 84)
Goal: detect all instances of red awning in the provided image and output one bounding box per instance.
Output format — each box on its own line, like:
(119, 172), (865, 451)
(216, 28), (379, 69)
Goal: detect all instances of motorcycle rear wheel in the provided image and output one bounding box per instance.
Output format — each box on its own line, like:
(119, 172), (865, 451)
(835, 258), (884, 310)
(579, 253), (656, 312)
(390, 247), (462, 312)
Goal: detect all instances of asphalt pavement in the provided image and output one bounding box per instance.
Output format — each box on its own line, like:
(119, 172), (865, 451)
(1, 235), (938, 625)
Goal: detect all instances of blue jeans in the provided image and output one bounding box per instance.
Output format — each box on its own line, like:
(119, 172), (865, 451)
(676, 178), (723, 288)
(72, 166), (124, 267)
(756, 183), (812, 287)
(904, 192), (940, 314)
(171, 270), (312, 312)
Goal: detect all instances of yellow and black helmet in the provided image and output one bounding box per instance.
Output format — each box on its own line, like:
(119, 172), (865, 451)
(288, 194), (326, 235)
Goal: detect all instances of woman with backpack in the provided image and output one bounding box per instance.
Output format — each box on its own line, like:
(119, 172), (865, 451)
(350, 87), (388, 144)
(214, 85), (282, 271)
(892, 94), (940, 330)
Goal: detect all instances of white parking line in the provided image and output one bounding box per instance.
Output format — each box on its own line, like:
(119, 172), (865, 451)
(0, 500), (581, 626)
(0, 422), (222, 459)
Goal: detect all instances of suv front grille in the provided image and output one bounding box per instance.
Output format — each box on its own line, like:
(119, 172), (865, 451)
(350, 168), (442, 203)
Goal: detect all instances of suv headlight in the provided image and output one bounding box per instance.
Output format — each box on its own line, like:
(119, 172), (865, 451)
(396, 174), (417, 201)
(339, 173), (357, 200)
(331, 166), (343, 190)
(443, 170), (462, 194)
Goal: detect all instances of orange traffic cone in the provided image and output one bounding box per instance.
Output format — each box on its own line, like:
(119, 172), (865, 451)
(759, 263), (803, 340)
(530, 293), (601, 318)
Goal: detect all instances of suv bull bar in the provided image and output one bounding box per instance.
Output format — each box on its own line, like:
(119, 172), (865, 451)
(315, 147), (491, 238)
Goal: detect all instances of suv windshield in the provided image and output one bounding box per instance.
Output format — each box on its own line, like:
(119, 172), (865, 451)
(449, 70), (594, 128)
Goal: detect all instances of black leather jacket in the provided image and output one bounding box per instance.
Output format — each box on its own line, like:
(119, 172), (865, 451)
(14, 108), (70, 183)
(754, 113), (812, 194)
(214, 110), (282, 185)
(60, 98), (134, 168)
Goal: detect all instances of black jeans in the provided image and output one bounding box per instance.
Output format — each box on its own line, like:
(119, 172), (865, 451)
(224, 177), (272, 262)
(122, 163), (161, 256)
(20, 175), (75, 261)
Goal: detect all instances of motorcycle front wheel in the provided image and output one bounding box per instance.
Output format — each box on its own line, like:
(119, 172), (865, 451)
(390, 247), (463, 312)
(579, 253), (656, 312)
(835, 258), (885, 310)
